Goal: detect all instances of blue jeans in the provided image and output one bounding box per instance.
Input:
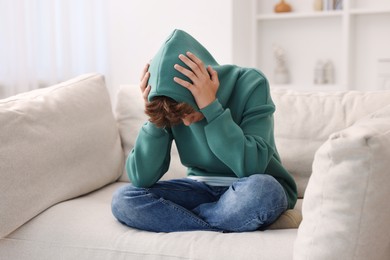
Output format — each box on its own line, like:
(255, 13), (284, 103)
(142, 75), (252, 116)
(111, 174), (287, 232)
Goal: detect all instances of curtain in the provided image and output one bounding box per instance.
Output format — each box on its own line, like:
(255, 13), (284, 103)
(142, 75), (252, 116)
(0, 0), (108, 99)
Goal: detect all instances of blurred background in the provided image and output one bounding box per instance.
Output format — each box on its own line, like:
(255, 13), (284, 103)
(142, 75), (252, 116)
(1, 0), (389, 101)
(0, 0), (250, 100)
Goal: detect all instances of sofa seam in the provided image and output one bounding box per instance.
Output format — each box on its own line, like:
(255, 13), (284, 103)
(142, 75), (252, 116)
(351, 138), (372, 259)
(0, 73), (103, 105)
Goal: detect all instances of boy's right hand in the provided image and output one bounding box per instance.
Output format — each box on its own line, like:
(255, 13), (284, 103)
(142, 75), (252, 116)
(140, 63), (151, 104)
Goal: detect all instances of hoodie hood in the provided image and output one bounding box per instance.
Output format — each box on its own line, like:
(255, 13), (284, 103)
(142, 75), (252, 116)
(148, 29), (219, 110)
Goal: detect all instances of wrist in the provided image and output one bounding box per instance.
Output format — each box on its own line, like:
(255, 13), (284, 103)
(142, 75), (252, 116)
(200, 99), (224, 122)
(197, 97), (216, 110)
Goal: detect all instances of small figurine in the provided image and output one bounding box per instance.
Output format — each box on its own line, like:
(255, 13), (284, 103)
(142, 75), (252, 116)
(273, 44), (290, 84)
(314, 60), (334, 84)
(324, 60), (334, 84)
(314, 60), (325, 84)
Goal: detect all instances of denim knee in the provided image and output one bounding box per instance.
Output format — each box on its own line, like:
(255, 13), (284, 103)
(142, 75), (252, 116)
(111, 185), (128, 223)
(234, 174), (288, 216)
(111, 184), (146, 225)
(244, 174), (287, 204)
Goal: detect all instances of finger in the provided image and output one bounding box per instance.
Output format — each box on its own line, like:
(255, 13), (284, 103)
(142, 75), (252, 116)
(178, 54), (205, 78)
(140, 71), (150, 92)
(140, 63), (150, 81)
(207, 66), (219, 84)
(174, 64), (197, 82)
(143, 85), (151, 102)
(186, 52), (208, 75)
(173, 77), (192, 90)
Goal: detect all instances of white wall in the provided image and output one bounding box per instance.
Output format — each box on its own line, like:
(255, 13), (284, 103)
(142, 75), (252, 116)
(105, 0), (234, 97)
(0, 0), (254, 99)
(232, 0), (253, 68)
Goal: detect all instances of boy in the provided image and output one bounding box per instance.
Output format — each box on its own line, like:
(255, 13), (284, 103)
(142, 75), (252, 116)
(111, 30), (297, 232)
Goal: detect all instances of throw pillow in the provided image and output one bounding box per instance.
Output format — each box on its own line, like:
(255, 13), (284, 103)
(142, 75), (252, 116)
(0, 74), (123, 238)
(293, 104), (390, 259)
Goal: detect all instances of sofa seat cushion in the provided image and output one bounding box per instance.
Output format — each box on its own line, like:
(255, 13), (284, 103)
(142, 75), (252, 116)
(0, 74), (124, 238)
(0, 182), (297, 260)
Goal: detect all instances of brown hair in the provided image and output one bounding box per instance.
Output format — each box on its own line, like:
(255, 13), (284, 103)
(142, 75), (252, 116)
(145, 96), (195, 128)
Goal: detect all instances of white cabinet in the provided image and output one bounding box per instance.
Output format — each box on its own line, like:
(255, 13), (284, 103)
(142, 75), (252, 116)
(252, 0), (390, 90)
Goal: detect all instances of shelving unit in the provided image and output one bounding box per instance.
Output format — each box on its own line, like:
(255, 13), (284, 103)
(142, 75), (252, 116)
(252, 0), (390, 91)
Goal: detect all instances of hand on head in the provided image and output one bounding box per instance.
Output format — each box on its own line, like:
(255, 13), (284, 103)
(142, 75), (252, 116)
(139, 63), (151, 105)
(173, 52), (219, 109)
(140, 52), (220, 111)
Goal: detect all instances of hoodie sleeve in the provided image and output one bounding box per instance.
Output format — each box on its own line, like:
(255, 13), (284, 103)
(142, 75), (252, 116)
(126, 121), (173, 187)
(200, 73), (276, 178)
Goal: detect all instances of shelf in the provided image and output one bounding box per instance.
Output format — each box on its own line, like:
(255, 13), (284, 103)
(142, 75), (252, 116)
(270, 84), (343, 92)
(349, 8), (390, 15)
(253, 0), (390, 91)
(256, 9), (390, 21)
(256, 11), (343, 20)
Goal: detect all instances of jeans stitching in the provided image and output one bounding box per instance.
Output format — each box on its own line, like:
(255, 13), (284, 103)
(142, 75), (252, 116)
(228, 204), (287, 232)
(158, 198), (215, 230)
(218, 179), (288, 231)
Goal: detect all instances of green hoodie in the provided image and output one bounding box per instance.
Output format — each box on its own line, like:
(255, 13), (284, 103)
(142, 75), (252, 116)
(127, 30), (297, 209)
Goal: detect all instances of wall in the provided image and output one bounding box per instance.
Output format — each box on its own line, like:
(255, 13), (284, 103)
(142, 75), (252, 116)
(106, 0), (234, 98)
(0, 0), (252, 100)
(232, 0), (253, 68)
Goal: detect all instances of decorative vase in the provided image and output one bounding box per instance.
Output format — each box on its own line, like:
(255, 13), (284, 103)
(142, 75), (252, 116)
(274, 0), (292, 13)
(313, 0), (323, 11)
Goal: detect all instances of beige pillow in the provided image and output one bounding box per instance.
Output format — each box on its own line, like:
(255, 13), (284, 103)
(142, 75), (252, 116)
(272, 89), (390, 198)
(293, 105), (390, 259)
(115, 85), (186, 182)
(0, 74), (123, 238)
(268, 209), (302, 230)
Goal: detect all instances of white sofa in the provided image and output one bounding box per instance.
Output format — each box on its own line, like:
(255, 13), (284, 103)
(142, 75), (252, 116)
(1, 73), (389, 260)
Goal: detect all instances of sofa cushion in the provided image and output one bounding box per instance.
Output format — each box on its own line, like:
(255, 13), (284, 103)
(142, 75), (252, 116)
(0, 182), (297, 260)
(268, 209), (302, 230)
(0, 74), (123, 238)
(115, 84), (186, 182)
(272, 89), (390, 197)
(293, 104), (390, 259)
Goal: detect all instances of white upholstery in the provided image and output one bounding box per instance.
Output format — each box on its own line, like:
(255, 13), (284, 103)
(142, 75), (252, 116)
(272, 89), (390, 197)
(1, 75), (390, 259)
(0, 182), (297, 260)
(0, 74), (123, 238)
(294, 104), (390, 260)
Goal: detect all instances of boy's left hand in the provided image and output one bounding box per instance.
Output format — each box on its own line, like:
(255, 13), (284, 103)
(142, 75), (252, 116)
(173, 52), (219, 109)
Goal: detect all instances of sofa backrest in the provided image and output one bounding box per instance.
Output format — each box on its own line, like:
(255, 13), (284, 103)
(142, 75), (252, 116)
(115, 85), (390, 198)
(0, 74), (124, 238)
(272, 89), (390, 197)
